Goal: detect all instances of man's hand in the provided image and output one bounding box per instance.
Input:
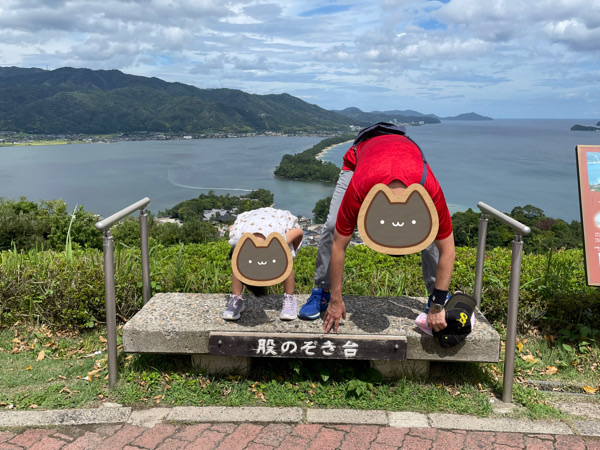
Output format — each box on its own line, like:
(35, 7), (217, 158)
(323, 297), (346, 334)
(427, 309), (447, 332)
(325, 230), (351, 334)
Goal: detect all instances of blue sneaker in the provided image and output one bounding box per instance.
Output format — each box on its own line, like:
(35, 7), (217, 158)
(298, 287), (330, 320)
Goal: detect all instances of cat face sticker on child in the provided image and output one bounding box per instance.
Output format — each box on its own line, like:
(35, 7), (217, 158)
(357, 183), (439, 255)
(231, 232), (293, 286)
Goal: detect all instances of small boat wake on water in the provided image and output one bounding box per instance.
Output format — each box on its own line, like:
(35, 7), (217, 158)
(168, 165), (253, 192)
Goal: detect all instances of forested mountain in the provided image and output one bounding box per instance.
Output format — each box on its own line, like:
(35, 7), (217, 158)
(0, 67), (361, 134)
(331, 107), (441, 125)
(332, 108), (494, 123)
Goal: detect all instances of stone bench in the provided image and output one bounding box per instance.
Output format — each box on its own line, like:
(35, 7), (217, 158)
(122, 293), (500, 378)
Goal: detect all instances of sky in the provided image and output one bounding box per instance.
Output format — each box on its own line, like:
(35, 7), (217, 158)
(1, 0), (599, 119)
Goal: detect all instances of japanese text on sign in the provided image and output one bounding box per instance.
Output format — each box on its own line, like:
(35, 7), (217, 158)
(255, 338), (359, 358)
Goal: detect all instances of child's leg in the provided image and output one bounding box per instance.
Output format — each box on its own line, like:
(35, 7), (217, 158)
(282, 233), (301, 295)
(283, 268), (295, 295)
(224, 273), (245, 320)
(280, 268), (297, 321)
(232, 273), (243, 296)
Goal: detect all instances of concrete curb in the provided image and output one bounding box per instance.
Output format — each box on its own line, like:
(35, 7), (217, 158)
(307, 408), (388, 425)
(573, 421), (600, 437)
(167, 406), (303, 424)
(0, 407), (132, 427)
(0, 406), (598, 437)
(388, 412), (430, 428)
(429, 413), (573, 435)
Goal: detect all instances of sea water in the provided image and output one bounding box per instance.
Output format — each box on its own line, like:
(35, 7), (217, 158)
(1, 119), (599, 221)
(0, 136), (325, 219)
(321, 119), (600, 222)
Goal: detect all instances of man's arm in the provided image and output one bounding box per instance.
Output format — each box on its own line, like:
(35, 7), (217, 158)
(434, 231), (455, 290)
(427, 232), (456, 332)
(323, 229), (351, 333)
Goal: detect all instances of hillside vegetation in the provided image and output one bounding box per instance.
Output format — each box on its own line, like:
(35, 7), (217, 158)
(274, 134), (354, 182)
(0, 192), (589, 332)
(0, 240), (597, 335)
(0, 67), (359, 135)
(333, 107), (441, 125)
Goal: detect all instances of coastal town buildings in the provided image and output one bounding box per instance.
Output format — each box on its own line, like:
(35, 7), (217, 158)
(154, 209), (364, 247)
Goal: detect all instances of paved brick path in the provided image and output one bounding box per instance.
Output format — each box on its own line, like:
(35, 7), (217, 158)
(1, 422), (599, 449)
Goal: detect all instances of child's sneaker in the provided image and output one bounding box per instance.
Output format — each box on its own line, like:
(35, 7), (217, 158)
(298, 287), (330, 320)
(414, 313), (433, 335)
(223, 294), (245, 320)
(280, 293), (298, 321)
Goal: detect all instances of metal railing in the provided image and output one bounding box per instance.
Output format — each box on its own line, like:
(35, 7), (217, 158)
(473, 201), (531, 403)
(95, 197), (151, 388)
(93, 196), (528, 397)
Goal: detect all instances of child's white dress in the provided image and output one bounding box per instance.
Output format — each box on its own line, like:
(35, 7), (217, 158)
(228, 207), (301, 256)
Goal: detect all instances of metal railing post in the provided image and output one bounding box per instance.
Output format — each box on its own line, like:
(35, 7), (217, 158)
(140, 210), (151, 304)
(474, 213), (488, 309)
(476, 202), (530, 404)
(95, 197), (151, 389)
(502, 234), (524, 403)
(102, 230), (118, 388)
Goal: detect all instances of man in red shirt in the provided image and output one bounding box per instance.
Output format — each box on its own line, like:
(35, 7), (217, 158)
(301, 126), (455, 334)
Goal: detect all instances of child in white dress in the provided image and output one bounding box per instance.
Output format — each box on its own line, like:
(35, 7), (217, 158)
(225, 207), (303, 321)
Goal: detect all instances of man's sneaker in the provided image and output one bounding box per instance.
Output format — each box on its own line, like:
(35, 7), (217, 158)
(280, 293), (298, 321)
(223, 295), (245, 320)
(298, 287), (330, 320)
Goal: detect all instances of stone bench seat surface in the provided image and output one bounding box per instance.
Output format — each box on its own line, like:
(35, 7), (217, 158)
(122, 293), (500, 362)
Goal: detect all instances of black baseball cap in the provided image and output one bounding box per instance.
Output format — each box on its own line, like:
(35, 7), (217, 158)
(432, 293), (477, 347)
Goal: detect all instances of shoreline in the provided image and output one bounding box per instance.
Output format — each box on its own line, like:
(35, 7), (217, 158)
(0, 140), (86, 147)
(0, 132), (339, 148)
(315, 139), (353, 160)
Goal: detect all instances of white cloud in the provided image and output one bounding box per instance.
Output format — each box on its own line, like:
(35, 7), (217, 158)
(545, 19), (600, 51)
(436, 0), (600, 49)
(0, 0), (598, 117)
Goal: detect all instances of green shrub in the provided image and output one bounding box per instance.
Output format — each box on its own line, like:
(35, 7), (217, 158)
(1, 240), (598, 332)
(0, 247), (105, 327)
(0, 198), (102, 251)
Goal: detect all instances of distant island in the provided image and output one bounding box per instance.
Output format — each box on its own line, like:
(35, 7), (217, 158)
(571, 121), (600, 132)
(0, 66), (493, 137)
(442, 112), (493, 121)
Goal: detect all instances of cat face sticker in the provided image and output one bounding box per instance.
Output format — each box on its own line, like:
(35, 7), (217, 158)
(231, 232), (293, 286)
(357, 183), (439, 255)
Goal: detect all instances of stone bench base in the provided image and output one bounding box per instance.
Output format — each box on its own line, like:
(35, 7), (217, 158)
(190, 354), (430, 378)
(122, 293), (500, 378)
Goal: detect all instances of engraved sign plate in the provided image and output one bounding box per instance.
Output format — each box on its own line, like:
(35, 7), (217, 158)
(576, 145), (600, 286)
(209, 332), (407, 360)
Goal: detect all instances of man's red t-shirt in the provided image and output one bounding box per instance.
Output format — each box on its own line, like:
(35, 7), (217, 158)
(336, 134), (453, 240)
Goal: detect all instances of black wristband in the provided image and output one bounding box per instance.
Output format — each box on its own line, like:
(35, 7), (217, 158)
(430, 288), (448, 305)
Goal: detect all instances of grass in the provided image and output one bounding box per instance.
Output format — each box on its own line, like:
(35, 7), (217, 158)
(114, 355), (496, 415)
(2, 325), (598, 420)
(0, 325), (107, 410)
(3, 243), (598, 332)
(513, 334), (600, 388)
